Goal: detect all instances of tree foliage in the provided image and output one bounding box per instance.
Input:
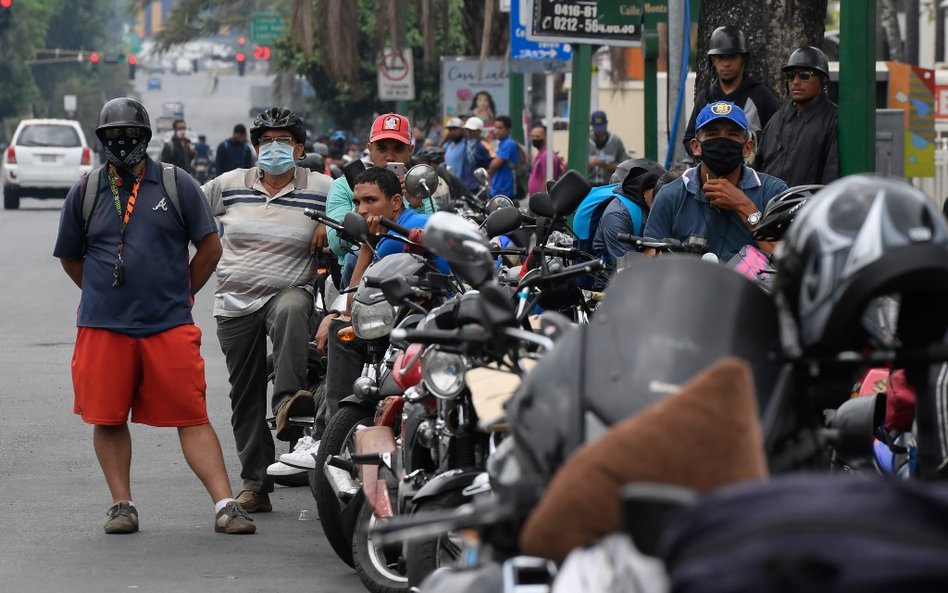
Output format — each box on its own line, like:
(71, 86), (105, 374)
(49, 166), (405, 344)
(695, 0), (828, 103)
(0, 0), (128, 141)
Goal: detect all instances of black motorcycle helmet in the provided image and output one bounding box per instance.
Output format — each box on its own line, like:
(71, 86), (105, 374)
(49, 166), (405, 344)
(297, 153), (325, 173)
(610, 157), (666, 185)
(249, 107), (306, 147)
(752, 184), (823, 242)
(95, 97), (152, 146)
(706, 26), (748, 72)
(773, 175), (948, 358)
(414, 146), (445, 165)
(782, 46), (830, 79)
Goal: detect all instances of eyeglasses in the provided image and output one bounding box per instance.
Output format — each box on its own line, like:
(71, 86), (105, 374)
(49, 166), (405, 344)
(258, 136), (296, 146)
(102, 127), (145, 140)
(784, 70), (817, 82)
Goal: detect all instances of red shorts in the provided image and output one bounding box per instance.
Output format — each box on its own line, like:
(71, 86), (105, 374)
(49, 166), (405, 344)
(71, 325), (210, 427)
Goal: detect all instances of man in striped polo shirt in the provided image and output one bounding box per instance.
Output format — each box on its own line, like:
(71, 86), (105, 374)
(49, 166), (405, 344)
(201, 107), (332, 513)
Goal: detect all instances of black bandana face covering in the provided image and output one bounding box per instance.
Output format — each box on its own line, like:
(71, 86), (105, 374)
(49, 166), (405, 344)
(104, 134), (148, 170)
(698, 137), (745, 176)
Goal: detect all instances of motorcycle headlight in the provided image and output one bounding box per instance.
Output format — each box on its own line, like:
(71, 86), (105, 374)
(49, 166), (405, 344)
(351, 300), (396, 340)
(422, 350), (468, 399)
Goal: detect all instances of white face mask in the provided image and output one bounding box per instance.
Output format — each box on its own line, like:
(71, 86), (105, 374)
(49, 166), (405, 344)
(175, 130), (187, 139)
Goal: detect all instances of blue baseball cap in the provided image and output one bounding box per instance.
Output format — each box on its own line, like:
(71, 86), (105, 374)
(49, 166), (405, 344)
(696, 101), (749, 132)
(590, 110), (608, 133)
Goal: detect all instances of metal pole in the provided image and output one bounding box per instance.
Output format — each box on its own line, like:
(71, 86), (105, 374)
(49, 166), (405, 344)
(666, 0), (687, 166)
(546, 72), (555, 183)
(906, 0), (919, 65)
(568, 43), (594, 172)
(644, 29), (659, 161)
(839, 0), (876, 175)
(509, 72), (525, 143)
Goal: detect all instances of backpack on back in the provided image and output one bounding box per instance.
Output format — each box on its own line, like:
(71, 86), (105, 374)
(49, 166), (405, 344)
(573, 183), (643, 254)
(80, 162), (184, 236)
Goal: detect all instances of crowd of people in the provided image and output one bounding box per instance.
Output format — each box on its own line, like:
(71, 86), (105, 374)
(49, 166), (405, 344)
(52, 20), (844, 539)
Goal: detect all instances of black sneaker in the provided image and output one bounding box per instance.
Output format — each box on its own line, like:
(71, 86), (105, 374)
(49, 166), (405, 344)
(215, 501), (256, 534)
(104, 501), (139, 534)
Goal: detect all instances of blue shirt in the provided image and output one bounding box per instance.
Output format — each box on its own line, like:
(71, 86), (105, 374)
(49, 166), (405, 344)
(53, 158), (218, 337)
(215, 138), (255, 174)
(592, 197), (645, 265)
(376, 209), (451, 275)
(490, 136), (518, 197)
(643, 166), (787, 261)
(460, 138), (491, 193)
(444, 139), (466, 178)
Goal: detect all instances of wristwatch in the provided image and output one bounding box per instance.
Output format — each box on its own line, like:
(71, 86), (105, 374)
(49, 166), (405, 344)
(746, 210), (762, 227)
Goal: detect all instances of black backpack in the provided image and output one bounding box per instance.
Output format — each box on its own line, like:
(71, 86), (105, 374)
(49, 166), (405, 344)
(79, 162), (185, 236)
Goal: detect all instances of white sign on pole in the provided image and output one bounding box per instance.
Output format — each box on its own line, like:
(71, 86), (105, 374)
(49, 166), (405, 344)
(63, 95), (78, 113)
(377, 47), (416, 101)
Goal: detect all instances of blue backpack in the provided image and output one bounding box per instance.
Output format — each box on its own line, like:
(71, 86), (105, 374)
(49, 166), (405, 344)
(573, 183), (644, 255)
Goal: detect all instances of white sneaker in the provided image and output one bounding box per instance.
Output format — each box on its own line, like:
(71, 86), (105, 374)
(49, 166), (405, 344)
(267, 460), (307, 476)
(280, 438), (320, 470)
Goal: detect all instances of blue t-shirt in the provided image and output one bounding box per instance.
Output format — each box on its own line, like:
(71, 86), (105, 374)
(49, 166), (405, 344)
(53, 159), (218, 337)
(642, 166), (787, 261)
(444, 139), (466, 178)
(593, 197), (644, 265)
(460, 139), (491, 193)
(375, 209), (450, 274)
(490, 136), (518, 197)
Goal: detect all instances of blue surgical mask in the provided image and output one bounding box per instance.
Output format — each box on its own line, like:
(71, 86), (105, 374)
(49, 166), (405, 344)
(258, 142), (296, 175)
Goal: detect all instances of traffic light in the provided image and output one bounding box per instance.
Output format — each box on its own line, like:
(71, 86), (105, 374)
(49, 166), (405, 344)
(236, 51), (246, 76)
(89, 51), (100, 72)
(254, 46), (271, 61)
(128, 55), (137, 80)
(0, 0), (13, 33)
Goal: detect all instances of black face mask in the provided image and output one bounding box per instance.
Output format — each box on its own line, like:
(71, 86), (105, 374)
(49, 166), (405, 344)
(104, 134), (148, 172)
(698, 137), (745, 176)
(593, 134), (608, 149)
(531, 139), (545, 150)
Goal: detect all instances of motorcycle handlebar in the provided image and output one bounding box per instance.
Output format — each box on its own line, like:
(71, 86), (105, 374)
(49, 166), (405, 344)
(302, 208), (344, 231)
(379, 216), (412, 238)
(390, 325), (489, 346)
(519, 259), (603, 289)
(616, 234), (707, 254)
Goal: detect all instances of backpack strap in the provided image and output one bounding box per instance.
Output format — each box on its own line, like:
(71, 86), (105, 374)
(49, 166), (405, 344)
(81, 162), (186, 235)
(81, 165), (105, 236)
(614, 194), (645, 236)
(159, 161), (185, 229)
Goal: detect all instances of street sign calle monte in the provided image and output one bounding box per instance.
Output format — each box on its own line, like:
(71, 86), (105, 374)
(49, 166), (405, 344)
(251, 12), (285, 44)
(528, 0), (641, 47)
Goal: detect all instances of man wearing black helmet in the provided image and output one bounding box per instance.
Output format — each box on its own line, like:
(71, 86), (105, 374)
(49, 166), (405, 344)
(53, 98), (256, 535)
(200, 107), (332, 512)
(755, 46), (839, 186)
(682, 26), (780, 158)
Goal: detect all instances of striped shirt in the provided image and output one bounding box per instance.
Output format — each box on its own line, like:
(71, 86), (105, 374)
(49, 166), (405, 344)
(202, 166), (331, 317)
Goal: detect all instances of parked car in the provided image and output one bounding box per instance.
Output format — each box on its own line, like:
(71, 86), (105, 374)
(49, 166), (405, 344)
(1, 119), (93, 210)
(147, 77), (162, 90)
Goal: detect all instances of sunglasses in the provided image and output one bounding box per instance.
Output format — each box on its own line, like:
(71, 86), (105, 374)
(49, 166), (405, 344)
(102, 127), (146, 140)
(784, 70), (817, 82)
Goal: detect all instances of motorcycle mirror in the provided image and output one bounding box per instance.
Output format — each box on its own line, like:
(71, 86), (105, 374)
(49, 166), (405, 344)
(825, 393), (887, 465)
(483, 207), (522, 239)
(478, 282), (517, 332)
(529, 192), (554, 218)
(379, 276), (415, 306)
(474, 167), (490, 186)
(423, 212), (495, 288)
(405, 164), (440, 200)
(343, 158), (367, 190)
(342, 211), (370, 244)
(486, 195), (516, 214)
(548, 170), (591, 217)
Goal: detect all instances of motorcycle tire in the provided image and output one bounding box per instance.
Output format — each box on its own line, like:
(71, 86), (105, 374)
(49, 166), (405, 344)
(352, 500), (410, 593)
(273, 383), (326, 488)
(310, 404), (375, 567)
(405, 489), (470, 587)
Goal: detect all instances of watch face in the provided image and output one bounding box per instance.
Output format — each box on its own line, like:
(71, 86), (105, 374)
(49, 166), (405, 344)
(748, 212), (761, 225)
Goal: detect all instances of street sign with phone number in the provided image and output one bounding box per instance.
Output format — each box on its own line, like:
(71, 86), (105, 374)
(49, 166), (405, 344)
(527, 0), (641, 47)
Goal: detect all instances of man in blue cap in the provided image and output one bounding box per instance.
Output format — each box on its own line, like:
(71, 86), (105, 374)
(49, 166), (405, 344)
(643, 101), (787, 261)
(588, 110), (627, 186)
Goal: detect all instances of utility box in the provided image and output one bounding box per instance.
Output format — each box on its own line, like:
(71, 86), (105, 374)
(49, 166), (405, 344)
(876, 109), (905, 178)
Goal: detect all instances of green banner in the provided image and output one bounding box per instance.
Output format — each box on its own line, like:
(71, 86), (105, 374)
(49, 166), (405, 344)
(251, 12), (285, 44)
(598, 0), (700, 27)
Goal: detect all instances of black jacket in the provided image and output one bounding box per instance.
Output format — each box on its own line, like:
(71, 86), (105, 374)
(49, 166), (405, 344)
(683, 75), (781, 156)
(754, 94), (839, 187)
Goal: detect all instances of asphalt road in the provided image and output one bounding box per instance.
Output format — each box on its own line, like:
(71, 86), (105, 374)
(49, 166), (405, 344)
(0, 70), (365, 593)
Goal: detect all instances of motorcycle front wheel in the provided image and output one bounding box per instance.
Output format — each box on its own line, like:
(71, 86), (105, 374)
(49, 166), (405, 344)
(405, 489), (470, 587)
(353, 501), (409, 593)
